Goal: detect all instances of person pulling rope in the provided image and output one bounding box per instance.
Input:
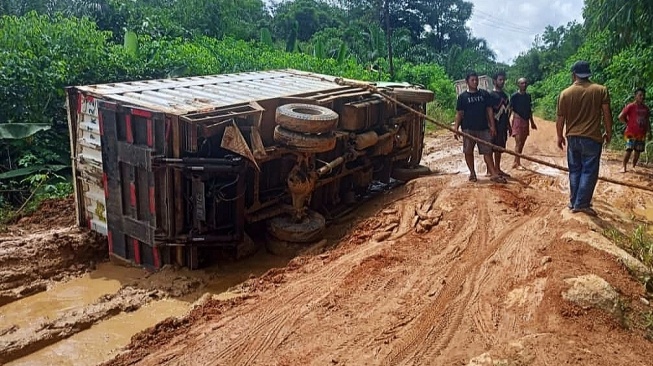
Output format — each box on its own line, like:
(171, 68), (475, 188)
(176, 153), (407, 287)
(333, 77), (653, 194)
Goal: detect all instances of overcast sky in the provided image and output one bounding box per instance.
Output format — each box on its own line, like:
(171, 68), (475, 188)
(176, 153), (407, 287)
(467, 0), (585, 64)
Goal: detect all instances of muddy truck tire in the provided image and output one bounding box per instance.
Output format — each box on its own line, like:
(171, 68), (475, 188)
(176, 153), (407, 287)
(391, 165), (432, 182)
(267, 211), (326, 243)
(276, 103), (339, 134)
(265, 236), (329, 257)
(273, 126), (336, 153)
(393, 88), (434, 104)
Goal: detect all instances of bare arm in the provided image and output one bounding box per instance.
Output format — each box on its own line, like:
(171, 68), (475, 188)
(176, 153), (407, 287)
(528, 95), (537, 129)
(507, 106), (513, 134)
(618, 110), (627, 124)
(602, 103), (613, 144)
(454, 110), (463, 140)
(556, 93), (566, 150)
(486, 107), (496, 136)
(556, 115), (566, 150)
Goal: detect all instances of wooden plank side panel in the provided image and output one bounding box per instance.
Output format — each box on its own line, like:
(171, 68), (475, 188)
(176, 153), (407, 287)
(76, 93), (107, 234)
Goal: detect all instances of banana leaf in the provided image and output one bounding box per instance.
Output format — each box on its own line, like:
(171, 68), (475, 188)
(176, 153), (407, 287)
(124, 30), (138, 56)
(0, 124), (50, 140)
(0, 165), (68, 180)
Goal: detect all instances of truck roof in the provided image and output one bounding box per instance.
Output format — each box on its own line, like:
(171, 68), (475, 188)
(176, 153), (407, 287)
(74, 69), (361, 115)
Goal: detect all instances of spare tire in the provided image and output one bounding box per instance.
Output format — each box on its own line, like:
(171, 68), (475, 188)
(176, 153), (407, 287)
(273, 126), (336, 153)
(276, 103), (339, 134)
(393, 88), (434, 104)
(267, 211), (326, 243)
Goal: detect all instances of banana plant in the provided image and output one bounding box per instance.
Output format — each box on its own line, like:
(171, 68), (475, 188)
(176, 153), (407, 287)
(336, 41), (347, 65)
(124, 29), (138, 56)
(313, 39), (325, 59)
(0, 123), (65, 180)
(260, 28), (274, 48)
(285, 21), (299, 53)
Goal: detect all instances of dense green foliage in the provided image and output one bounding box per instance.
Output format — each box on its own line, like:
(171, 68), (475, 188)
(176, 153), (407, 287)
(2, 0), (501, 79)
(515, 0), (653, 146)
(0, 5), (464, 213)
(510, 22), (585, 87)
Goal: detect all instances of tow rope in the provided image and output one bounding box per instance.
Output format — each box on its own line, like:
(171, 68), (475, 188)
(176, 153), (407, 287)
(334, 77), (653, 193)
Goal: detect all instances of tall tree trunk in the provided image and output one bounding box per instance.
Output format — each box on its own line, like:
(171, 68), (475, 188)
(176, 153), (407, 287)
(383, 0), (394, 78)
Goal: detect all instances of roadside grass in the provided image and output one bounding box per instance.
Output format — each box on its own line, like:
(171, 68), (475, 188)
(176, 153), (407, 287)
(610, 136), (627, 151)
(425, 101), (455, 134)
(642, 310), (653, 340)
(603, 225), (653, 271)
(603, 226), (653, 338)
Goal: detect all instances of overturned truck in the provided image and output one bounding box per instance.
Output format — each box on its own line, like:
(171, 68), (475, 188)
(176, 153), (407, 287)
(66, 69), (433, 269)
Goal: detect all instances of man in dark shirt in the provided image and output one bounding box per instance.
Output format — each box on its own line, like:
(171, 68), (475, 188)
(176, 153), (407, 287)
(454, 71), (507, 183)
(510, 78), (537, 168)
(486, 71), (511, 177)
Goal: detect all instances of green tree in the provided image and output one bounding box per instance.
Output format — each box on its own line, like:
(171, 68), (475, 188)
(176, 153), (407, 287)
(510, 21), (584, 86)
(416, 0), (474, 53)
(272, 0), (344, 42)
(583, 0), (653, 52)
(2, 0), (270, 40)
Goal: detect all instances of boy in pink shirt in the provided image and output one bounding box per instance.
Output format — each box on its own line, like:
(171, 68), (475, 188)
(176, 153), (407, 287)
(618, 88), (651, 172)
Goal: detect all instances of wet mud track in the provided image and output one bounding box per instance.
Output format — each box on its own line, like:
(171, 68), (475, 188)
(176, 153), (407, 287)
(0, 197), (290, 365)
(0, 199), (107, 308)
(4, 120), (653, 365)
(103, 121), (653, 366)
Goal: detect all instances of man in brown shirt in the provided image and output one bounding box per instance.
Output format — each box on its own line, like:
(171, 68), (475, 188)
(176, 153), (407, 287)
(556, 60), (612, 216)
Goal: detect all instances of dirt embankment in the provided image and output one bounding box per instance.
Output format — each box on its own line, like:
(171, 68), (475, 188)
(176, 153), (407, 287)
(0, 197), (107, 307)
(103, 121), (653, 366)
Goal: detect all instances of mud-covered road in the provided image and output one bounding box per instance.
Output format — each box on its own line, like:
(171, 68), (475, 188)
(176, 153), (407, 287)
(2, 119), (653, 365)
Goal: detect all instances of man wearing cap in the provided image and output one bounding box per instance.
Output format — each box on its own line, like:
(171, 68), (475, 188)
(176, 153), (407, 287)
(556, 60), (613, 216)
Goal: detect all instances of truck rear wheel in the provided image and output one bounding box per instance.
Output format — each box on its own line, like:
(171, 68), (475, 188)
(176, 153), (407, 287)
(276, 103), (339, 134)
(274, 126), (336, 153)
(391, 165), (432, 181)
(267, 210), (326, 243)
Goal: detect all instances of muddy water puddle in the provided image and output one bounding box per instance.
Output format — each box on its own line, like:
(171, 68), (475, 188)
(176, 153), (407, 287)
(7, 299), (189, 366)
(527, 163), (564, 177)
(634, 203), (653, 233)
(1, 247), (292, 365)
(0, 263), (146, 330)
(635, 204), (653, 221)
(203, 248), (293, 295)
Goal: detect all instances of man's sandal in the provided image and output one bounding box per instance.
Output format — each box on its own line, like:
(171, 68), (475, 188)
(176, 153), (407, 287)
(469, 174), (478, 182)
(490, 176), (507, 184)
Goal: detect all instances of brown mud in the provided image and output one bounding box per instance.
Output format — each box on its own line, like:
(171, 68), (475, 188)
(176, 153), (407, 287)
(0, 198), (108, 307)
(2, 119), (653, 366)
(103, 120), (653, 366)
(0, 287), (164, 364)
